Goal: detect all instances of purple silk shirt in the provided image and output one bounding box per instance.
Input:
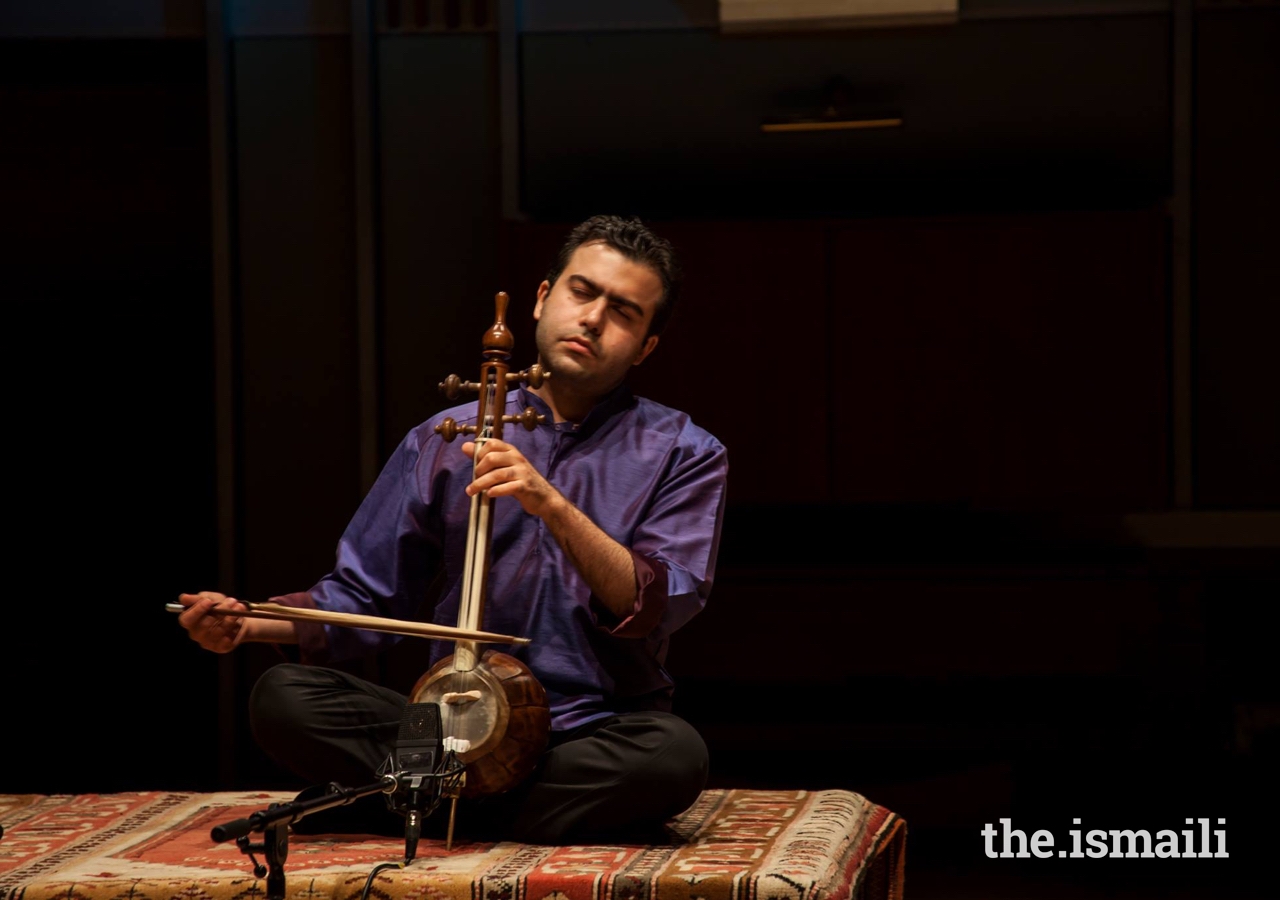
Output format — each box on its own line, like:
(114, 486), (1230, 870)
(273, 383), (728, 732)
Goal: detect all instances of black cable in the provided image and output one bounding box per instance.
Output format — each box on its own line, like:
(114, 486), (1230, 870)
(359, 861), (404, 900)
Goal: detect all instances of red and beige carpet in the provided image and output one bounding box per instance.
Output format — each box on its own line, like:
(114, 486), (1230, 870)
(0, 789), (904, 900)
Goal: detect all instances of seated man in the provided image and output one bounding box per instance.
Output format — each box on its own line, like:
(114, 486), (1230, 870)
(177, 214), (729, 845)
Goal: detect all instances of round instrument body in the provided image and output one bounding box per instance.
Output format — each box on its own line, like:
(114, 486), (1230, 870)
(410, 650), (551, 797)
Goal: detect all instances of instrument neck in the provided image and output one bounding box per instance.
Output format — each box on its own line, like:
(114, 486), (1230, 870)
(453, 360), (508, 671)
(453, 486), (490, 672)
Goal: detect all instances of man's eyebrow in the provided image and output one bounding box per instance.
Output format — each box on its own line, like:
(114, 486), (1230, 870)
(567, 274), (645, 317)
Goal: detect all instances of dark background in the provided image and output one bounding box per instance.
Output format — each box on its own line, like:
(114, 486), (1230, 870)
(2, 2), (1277, 898)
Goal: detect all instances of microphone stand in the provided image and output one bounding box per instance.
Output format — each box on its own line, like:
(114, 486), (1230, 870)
(385, 751), (467, 860)
(401, 773), (430, 864)
(212, 751), (468, 898)
(211, 776), (397, 900)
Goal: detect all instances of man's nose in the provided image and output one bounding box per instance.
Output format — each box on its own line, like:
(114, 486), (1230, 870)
(579, 298), (606, 332)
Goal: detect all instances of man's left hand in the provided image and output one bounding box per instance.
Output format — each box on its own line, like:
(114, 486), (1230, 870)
(463, 438), (564, 519)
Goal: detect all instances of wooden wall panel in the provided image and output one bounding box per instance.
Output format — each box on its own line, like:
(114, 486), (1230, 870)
(519, 16), (1169, 220)
(1194, 8), (1280, 509)
(829, 210), (1169, 510)
(234, 38), (361, 607)
(378, 33), (502, 450)
(231, 37), (362, 786)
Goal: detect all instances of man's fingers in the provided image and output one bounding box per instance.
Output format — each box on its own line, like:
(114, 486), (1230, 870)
(462, 438), (510, 455)
(471, 446), (528, 480)
(173, 591), (248, 653)
(177, 592), (243, 631)
(473, 445), (515, 469)
(176, 594), (213, 627)
(467, 468), (517, 496)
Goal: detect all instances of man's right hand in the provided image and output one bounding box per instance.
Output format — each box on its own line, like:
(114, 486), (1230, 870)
(176, 591), (248, 653)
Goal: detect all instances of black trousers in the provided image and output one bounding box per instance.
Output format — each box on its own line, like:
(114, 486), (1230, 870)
(248, 663), (708, 845)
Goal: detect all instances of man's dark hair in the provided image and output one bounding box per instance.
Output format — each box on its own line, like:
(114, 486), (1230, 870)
(545, 215), (682, 336)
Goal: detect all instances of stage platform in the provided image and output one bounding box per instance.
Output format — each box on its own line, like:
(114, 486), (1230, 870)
(0, 788), (904, 900)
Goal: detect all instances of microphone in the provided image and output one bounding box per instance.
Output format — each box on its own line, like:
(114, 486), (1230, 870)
(381, 702), (444, 863)
(394, 702), (443, 777)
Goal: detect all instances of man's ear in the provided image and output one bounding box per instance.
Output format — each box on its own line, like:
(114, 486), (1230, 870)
(632, 334), (659, 367)
(533, 280), (551, 320)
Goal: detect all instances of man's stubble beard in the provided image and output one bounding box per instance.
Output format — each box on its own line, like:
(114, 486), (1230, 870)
(533, 315), (593, 389)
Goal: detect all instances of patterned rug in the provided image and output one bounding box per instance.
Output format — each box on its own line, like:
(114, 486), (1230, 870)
(0, 789), (905, 900)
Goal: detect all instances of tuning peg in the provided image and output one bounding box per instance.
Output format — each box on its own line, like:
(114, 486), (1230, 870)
(504, 406), (545, 432)
(507, 364), (549, 389)
(435, 417), (477, 442)
(439, 374), (482, 400)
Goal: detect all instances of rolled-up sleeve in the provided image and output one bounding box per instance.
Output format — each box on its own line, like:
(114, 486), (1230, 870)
(606, 437), (728, 639)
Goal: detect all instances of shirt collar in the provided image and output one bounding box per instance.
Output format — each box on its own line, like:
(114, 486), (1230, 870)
(518, 381), (636, 437)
